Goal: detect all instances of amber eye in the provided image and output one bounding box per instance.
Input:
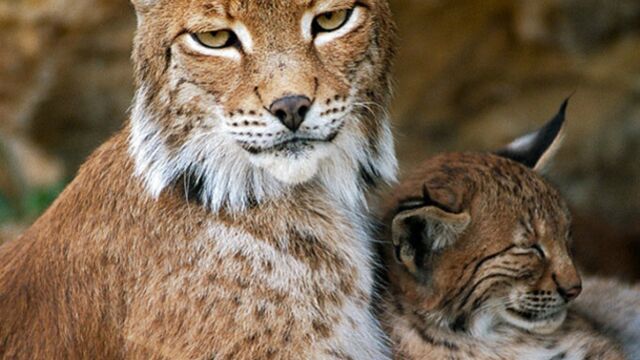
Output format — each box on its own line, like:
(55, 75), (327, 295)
(313, 9), (353, 34)
(191, 30), (238, 49)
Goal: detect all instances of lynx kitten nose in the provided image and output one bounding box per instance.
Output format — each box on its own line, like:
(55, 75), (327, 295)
(269, 95), (311, 131)
(558, 284), (582, 302)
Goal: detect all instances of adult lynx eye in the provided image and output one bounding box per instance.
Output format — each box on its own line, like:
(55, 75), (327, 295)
(191, 30), (238, 49)
(313, 9), (353, 33)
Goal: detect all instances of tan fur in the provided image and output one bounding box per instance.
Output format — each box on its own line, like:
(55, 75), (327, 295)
(378, 152), (626, 360)
(0, 1), (397, 358)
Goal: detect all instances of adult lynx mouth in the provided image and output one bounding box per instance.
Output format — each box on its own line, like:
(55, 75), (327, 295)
(241, 130), (341, 155)
(243, 124), (345, 185)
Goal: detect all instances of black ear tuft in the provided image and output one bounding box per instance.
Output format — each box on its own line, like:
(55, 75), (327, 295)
(496, 98), (569, 170)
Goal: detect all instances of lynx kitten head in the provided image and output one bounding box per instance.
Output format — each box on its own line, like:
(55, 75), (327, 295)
(385, 100), (582, 336)
(128, 0), (397, 211)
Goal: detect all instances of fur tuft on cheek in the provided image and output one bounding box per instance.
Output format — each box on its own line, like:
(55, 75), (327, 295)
(129, 86), (178, 197)
(129, 90), (396, 213)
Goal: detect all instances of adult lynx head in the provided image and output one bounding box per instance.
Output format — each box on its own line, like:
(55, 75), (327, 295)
(384, 101), (582, 335)
(128, 0), (397, 211)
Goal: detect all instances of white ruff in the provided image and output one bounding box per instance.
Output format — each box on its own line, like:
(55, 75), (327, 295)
(128, 86), (397, 213)
(248, 143), (333, 185)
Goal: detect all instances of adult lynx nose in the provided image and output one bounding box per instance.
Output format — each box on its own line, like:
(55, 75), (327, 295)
(269, 95), (311, 131)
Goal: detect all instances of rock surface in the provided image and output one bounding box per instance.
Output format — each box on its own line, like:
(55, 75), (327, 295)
(0, 0), (639, 279)
(0, 0), (135, 191)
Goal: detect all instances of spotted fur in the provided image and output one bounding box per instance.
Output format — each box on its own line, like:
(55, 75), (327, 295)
(0, 1), (397, 358)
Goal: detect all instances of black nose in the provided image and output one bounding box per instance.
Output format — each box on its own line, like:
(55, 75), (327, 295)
(268, 95), (311, 131)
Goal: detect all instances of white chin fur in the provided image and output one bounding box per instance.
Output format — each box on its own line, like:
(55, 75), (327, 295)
(249, 145), (332, 185)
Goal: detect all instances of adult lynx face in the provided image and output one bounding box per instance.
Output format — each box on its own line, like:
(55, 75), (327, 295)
(385, 101), (583, 336)
(128, 0), (396, 211)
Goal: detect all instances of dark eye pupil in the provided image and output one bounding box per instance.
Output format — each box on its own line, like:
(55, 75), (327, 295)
(220, 32), (238, 48)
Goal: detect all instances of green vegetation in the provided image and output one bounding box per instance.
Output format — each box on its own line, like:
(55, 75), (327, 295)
(0, 193), (14, 223)
(0, 182), (66, 225)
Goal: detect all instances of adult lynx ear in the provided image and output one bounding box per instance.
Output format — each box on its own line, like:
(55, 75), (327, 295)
(392, 187), (471, 277)
(130, 0), (158, 11)
(496, 98), (569, 171)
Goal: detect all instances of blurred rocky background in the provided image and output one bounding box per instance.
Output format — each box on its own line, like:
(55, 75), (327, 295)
(0, 0), (639, 280)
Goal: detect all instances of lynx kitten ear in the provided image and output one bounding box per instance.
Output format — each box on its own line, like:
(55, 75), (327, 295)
(496, 98), (569, 171)
(392, 186), (470, 277)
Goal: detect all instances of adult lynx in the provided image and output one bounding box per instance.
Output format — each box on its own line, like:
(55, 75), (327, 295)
(0, 1), (397, 358)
